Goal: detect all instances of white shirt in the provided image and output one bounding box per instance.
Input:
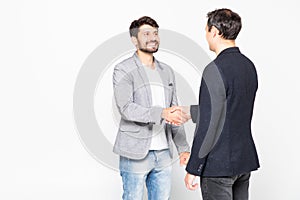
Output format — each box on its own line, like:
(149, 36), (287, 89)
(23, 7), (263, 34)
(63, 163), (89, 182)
(143, 65), (168, 150)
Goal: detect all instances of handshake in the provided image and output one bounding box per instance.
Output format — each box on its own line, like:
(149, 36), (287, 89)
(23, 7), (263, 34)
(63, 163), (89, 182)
(161, 106), (191, 126)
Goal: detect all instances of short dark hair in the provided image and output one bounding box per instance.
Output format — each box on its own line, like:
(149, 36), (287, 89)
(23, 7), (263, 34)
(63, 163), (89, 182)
(129, 16), (159, 37)
(207, 8), (242, 40)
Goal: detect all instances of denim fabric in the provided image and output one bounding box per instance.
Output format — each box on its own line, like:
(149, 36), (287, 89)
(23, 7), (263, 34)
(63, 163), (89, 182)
(200, 173), (251, 200)
(120, 149), (172, 200)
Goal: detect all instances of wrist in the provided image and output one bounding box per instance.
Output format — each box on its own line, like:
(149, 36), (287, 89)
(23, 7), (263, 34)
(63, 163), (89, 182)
(161, 108), (168, 119)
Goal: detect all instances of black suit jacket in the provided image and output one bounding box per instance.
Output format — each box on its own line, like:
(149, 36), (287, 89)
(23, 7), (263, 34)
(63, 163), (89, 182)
(186, 47), (260, 177)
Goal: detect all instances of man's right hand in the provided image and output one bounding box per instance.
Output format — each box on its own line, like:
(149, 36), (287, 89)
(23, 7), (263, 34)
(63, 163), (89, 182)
(161, 106), (191, 126)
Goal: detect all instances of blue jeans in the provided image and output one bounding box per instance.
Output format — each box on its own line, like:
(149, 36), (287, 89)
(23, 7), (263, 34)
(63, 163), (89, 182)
(200, 173), (251, 200)
(119, 149), (172, 200)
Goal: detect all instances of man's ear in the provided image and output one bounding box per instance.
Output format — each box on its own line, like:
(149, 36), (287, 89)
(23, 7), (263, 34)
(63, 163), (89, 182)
(211, 26), (218, 38)
(131, 36), (138, 46)
(211, 26), (221, 38)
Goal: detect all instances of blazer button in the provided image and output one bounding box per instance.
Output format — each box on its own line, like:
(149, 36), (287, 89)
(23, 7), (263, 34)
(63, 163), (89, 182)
(197, 164), (203, 172)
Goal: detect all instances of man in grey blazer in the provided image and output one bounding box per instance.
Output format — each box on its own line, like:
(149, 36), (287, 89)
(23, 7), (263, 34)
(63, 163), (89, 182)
(113, 16), (190, 200)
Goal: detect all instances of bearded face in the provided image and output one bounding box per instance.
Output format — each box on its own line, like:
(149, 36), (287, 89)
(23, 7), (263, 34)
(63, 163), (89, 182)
(135, 24), (160, 53)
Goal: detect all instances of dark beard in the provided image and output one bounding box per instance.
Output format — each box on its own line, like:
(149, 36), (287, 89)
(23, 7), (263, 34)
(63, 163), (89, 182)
(139, 47), (159, 53)
(138, 41), (159, 53)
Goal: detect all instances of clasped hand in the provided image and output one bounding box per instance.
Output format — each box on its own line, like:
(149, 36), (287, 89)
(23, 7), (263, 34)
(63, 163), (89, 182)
(162, 106), (191, 126)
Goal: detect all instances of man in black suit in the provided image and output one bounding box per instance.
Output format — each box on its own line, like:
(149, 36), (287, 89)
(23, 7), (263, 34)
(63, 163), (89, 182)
(184, 8), (260, 200)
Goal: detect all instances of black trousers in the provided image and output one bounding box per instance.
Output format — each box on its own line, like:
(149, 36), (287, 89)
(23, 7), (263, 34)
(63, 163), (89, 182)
(200, 173), (251, 200)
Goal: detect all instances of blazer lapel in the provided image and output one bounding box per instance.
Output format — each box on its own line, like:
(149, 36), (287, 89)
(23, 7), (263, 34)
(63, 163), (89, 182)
(155, 60), (171, 107)
(134, 53), (152, 107)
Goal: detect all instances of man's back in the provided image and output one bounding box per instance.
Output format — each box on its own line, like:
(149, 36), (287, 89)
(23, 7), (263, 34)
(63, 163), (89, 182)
(216, 47), (258, 129)
(187, 47), (259, 177)
(204, 47), (259, 176)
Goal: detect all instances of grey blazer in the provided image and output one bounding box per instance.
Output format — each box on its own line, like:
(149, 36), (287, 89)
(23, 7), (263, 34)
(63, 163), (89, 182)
(113, 53), (190, 159)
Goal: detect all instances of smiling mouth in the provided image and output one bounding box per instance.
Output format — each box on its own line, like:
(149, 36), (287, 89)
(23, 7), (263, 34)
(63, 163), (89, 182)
(147, 42), (158, 47)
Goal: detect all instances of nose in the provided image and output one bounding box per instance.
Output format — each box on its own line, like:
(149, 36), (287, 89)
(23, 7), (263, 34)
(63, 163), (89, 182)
(149, 34), (159, 42)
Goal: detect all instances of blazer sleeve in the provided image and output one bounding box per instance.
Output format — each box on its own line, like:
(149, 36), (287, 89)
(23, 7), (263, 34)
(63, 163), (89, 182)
(168, 68), (190, 154)
(190, 105), (198, 123)
(113, 64), (163, 124)
(186, 63), (227, 176)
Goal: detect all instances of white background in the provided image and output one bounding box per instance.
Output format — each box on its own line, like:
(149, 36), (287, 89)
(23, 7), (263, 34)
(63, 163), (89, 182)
(1, 0), (300, 199)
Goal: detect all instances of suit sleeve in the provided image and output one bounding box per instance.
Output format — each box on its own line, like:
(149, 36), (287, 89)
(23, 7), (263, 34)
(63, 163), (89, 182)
(113, 64), (163, 124)
(186, 63), (227, 176)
